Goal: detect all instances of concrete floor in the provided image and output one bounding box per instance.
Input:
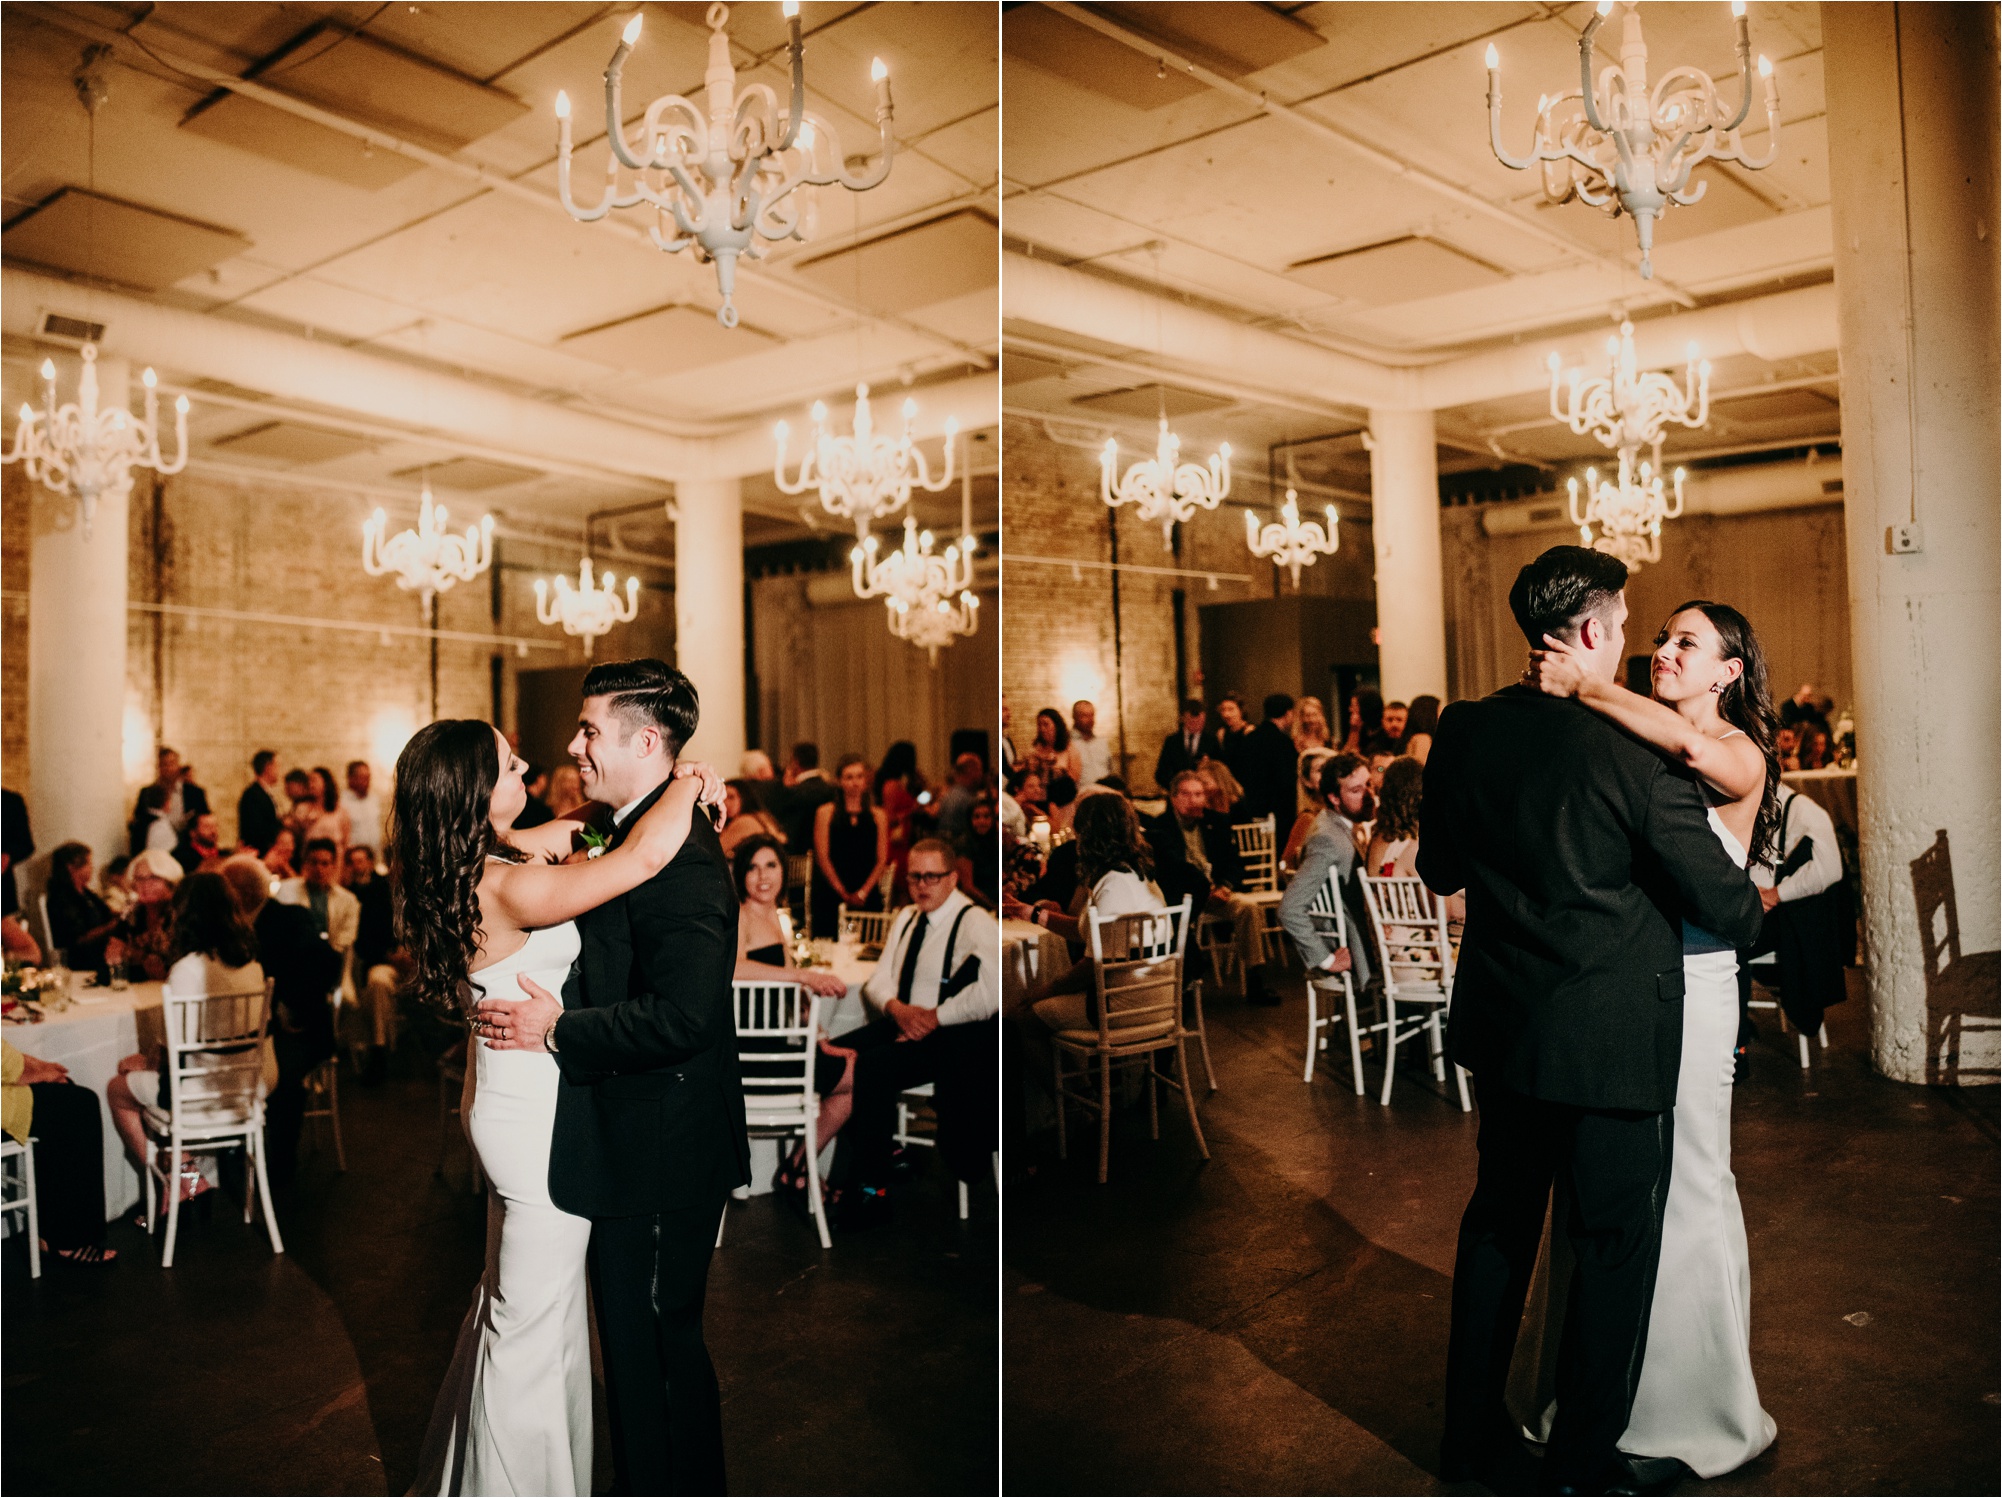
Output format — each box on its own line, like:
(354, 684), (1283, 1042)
(1004, 970), (1999, 1496)
(2, 1060), (998, 1496)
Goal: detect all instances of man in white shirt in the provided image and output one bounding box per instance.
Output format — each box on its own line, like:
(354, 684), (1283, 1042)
(340, 761), (384, 865)
(835, 837), (998, 1224)
(1739, 783), (1848, 1057)
(1072, 700), (1112, 786)
(276, 837), (361, 1013)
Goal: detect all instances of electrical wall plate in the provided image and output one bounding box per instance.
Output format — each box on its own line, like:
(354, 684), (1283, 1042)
(1887, 522), (1925, 554)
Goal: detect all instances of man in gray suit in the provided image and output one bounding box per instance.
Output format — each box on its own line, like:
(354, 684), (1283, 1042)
(1277, 752), (1373, 992)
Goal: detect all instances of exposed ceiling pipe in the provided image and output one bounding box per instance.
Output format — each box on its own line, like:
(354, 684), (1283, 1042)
(1040, 1), (1701, 311)
(16, 2), (989, 367)
(3, 267), (995, 483)
(1004, 253), (1839, 413)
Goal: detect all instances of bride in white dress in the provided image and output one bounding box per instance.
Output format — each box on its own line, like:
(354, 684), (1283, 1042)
(387, 719), (716, 1497)
(1513, 600), (1783, 1479)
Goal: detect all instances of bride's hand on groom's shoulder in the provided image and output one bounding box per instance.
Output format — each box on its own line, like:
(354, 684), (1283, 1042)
(671, 760), (728, 827)
(1524, 633), (1588, 699)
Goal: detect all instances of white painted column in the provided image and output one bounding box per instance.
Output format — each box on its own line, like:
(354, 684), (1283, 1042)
(1366, 408), (1449, 702)
(672, 477), (746, 771)
(27, 355), (134, 866)
(1825, 4), (2000, 1084)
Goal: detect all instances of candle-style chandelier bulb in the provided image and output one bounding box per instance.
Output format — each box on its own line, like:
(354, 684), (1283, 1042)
(774, 383), (957, 538)
(1101, 416), (1231, 547)
(2, 344), (190, 538)
(360, 484), (494, 619)
(535, 557), (640, 657)
(555, 2), (896, 327)
(850, 514), (979, 664)
(1244, 487), (1340, 588)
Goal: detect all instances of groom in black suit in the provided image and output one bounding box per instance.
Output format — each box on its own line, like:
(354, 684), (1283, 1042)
(1419, 548), (1762, 1495)
(474, 658), (750, 1495)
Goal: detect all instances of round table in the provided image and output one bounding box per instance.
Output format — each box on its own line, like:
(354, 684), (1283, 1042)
(1782, 766), (1858, 837)
(3, 980), (164, 1221)
(1001, 918), (1071, 1019)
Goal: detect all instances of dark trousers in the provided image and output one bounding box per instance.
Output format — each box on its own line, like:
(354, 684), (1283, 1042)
(1441, 1078), (1674, 1490)
(832, 1017), (995, 1189)
(263, 1033), (329, 1188)
(25, 1082), (109, 1250)
(590, 1199), (729, 1497)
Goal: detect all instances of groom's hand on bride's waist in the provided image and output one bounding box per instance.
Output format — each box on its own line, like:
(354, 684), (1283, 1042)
(472, 975), (565, 1052)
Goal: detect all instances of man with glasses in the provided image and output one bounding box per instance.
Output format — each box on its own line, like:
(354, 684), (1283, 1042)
(830, 839), (998, 1227)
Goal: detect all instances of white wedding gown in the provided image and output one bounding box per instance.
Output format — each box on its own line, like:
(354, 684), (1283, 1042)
(1509, 805), (1778, 1478)
(411, 922), (594, 1497)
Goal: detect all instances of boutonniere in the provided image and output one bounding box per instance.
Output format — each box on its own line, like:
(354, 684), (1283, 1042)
(579, 825), (609, 860)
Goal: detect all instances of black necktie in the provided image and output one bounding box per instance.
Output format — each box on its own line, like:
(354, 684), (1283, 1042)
(895, 911), (930, 1008)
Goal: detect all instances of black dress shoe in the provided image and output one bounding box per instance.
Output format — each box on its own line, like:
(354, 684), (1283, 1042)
(1608, 1455), (1691, 1494)
(1246, 986), (1283, 1006)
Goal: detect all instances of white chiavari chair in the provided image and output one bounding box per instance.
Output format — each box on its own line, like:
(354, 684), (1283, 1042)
(1359, 876), (1470, 1111)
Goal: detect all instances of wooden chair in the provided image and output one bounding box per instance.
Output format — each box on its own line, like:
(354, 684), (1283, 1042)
(1359, 876), (1470, 1111)
(1, 1136), (40, 1279)
(719, 983), (831, 1249)
(141, 979), (284, 1267)
(1051, 899), (1206, 1183)
(1303, 864), (1375, 1092)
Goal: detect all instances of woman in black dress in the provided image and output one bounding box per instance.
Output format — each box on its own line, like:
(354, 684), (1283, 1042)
(44, 842), (123, 976)
(811, 754), (889, 939)
(733, 835), (857, 1205)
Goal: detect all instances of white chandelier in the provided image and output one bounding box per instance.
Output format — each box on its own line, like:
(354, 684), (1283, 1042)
(773, 384), (957, 538)
(535, 558), (639, 657)
(1102, 417), (1231, 546)
(1570, 453), (1686, 571)
(555, 4), (894, 328)
(3, 346), (188, 538)
(1486, 0), (1780, 280)
(361, 485), (494, 618)
(1245, 488), (1340, 588)
(1549, 319), (1710, 453)
(850, 514), (979, 664)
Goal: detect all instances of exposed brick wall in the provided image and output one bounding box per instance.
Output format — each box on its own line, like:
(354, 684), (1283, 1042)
(2, 469), (29, 798)
(1001, 415), (1376, 794)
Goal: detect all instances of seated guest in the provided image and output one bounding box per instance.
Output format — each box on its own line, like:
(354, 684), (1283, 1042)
(718, 778), (786, 856)
(1044, 773), (1078, 839)
(1796, 724), (1834, 769)
(237, 750), (286, 856)
(545, 764), (589, 820)
(219, 856), (341, 1189)
(2, 914), (39, 963)
(731, 835), (855, 1213)
(3, 1040), (116, 1265)
(1367, 751), (1397, 800)
(277, 839), (360, 1021)
(263, 828), (298, 881)
(811, 755), (889, 938)
(345, 846), (404, 1083)
(1197, 758), (1245, 819)
(1738, 782), (1848, 1070)
(1774, 725), (1801, 772)
(46, 842), (124, 974)
(122, 850), (184, 983)
(1402, 695), (1440, 766)
(831, 839), (999, 1226)
(998, 788), (1028, 840)
(1277, 753), (1372, 992)
(1146, 770), (1282, 1005)
(514, 765), (554, 829)
(2, 787), (31, 933)
(1155, 698), (1217, 792)
(1284, 749), (1337, 868)
(957, 796), (1001, 911)
(740, 749), (776, 781)
(1006, 792), (1165, 1019)
(1368, 758), (1464, 927)
(106, 872), (263, 1214)
(97, 854), (134, 915)
(1013, 770), (1048, 823)
(173, 811), (224, 875)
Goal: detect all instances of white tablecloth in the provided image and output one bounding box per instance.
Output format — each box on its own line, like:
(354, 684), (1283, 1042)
(4, 981), (164, 1221)
(1001, 918), (1071, 1018)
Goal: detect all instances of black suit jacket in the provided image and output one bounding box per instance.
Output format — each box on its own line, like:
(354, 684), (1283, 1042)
(1154, 728), (1219, 793)
(237, 783), (282, 855)
(1145, 808), (1244, 912)
(548, 781), (751, 1217)
(766, 774), (837, 852)
(131, 782), (210, 854)
(1418, 687), (1763, 1113)
(255, 900), (344, 1066)
(1236, 722), (1300, 828)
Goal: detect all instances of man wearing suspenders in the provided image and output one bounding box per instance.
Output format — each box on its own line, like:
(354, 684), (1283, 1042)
(833, 837), (999, 1226)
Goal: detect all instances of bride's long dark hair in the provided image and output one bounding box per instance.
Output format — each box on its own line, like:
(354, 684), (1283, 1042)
(1659, 600), (1782, 868)
(389, 720), (525, 1014)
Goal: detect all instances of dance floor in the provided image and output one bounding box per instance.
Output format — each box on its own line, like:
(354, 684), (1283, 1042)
(2, 1062), (997, 1497)
(1005, 969), (1999, 1496)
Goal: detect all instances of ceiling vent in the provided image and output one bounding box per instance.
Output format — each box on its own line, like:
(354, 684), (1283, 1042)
(560, 304), (777, 374)
(1286, 236), (1508, 307)
(36, 311), (108, 346)
(791, 210), (998, 315)
(1069, 383), (1231, 420)
(180, 23), (529, 191)
(2, 189), (249, 292)
(390, 457), (542, 491)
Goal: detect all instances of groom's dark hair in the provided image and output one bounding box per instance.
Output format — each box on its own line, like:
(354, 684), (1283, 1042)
(582, 658), (700, 758)
(1509, 545), (1630, 646)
